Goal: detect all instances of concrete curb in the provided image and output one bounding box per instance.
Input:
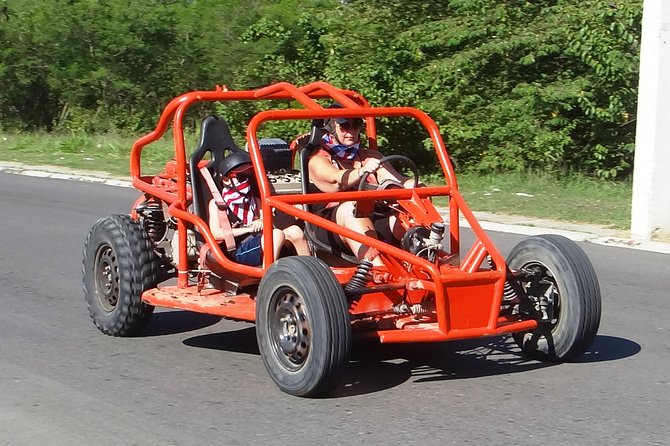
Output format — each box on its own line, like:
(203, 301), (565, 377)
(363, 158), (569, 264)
(458, 217), (670, 255)
(2, 162), (669, 255)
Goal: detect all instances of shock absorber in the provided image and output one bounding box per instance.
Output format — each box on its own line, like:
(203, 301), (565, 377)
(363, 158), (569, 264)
(487, 256), (518, 301)
(136, 200), (167, 243)
(344, 260), (373, 295)
(428, 222), (445, 246)
(393, 302), (435, 317)
(426, 222), (446, 262)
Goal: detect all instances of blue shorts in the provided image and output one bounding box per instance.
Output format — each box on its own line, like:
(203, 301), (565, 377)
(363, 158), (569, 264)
(234, 234), (263, 266)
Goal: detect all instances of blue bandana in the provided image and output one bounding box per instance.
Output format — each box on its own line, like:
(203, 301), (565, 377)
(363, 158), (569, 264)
(322, 133), (360, 160)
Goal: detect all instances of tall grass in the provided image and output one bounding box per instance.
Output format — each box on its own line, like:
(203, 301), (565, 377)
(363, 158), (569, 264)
(0, 131), (178, 177)
(455, 171), (631, 229)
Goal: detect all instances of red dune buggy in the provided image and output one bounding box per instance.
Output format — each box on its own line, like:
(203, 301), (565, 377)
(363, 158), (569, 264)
(83, 81), (601, 397)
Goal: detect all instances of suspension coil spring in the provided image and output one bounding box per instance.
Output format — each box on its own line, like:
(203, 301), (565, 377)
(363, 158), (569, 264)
(487, 256), (518, 301)
(502, 282), (518, 300)
(138, 200), (167, 242)
(344, 260), (373, 294)
(410, 303), (431, 315)
(393, 302), (433, 316)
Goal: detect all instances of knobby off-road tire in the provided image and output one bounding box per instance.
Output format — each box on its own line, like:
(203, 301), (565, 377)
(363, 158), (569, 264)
(508, 234), (601, 362)
(83, 214), (159, 336)
(256, 256), (351, 397)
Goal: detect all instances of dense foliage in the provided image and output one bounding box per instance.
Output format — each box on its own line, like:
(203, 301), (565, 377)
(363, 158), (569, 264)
(0, 0), (642, 178)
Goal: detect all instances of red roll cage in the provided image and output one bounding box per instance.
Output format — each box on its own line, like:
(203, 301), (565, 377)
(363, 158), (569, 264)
(129, 81), (537, 343)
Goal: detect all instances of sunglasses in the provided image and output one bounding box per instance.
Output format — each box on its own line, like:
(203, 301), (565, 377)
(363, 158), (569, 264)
(336, 119), (364, 131)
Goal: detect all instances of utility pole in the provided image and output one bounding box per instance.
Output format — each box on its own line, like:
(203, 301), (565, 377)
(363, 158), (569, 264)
(631, 0), (670, 241)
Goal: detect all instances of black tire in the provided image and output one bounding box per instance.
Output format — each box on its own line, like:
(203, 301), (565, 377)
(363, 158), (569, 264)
(83, 214), (159, 336)
(256, 256), (351, 397)
(508, 234), (601, 362)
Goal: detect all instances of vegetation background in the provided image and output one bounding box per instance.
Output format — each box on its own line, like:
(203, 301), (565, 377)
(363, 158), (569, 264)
(0, 0), (641, 227)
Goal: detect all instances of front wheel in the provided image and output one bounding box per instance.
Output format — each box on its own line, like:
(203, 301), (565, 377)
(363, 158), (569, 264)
(82, 214), (159, 336)
(256, 256), (351, 397)
(508, 234), (601, 362)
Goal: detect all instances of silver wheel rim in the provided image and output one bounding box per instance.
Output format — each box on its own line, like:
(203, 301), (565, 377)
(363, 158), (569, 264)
(268, 287), (311, 371)
(94, 243), (119, 312)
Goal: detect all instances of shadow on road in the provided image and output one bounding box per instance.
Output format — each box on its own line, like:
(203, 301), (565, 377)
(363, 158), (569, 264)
(335, 334), (641, 396)
(330, 336), (550, 397)
(573, 335), (641, 363)
(141, 310), (222, 337)
(183, 326), (260, 354)
(181, 330), (640, 398)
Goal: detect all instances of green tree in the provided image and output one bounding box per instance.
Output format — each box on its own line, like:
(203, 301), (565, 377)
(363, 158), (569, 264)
(0, 0), (643, 179)
(381, 0), (641, 178)
(0, 0), (262, 131)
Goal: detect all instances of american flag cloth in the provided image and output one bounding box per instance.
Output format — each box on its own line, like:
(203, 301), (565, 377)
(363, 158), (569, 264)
(221, 178), (258, 225)
(322, 133), (360, 160)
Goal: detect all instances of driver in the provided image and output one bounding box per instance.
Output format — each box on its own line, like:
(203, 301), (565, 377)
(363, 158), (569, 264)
(307, 104), (414, 266)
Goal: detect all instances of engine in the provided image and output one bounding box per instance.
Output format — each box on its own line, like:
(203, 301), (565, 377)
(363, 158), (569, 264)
(261, 137), (302, 194)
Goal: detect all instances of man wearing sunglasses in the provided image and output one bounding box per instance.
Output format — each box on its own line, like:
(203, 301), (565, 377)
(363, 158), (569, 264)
(307, 106), (413, 266)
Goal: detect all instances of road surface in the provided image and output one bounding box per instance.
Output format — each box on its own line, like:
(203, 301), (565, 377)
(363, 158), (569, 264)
(0, 173), (668, 445)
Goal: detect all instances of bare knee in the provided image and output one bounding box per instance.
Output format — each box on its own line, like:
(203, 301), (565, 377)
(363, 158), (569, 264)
(282, 225), (310, 256)
(335, 202), (375, 232)
(283, 225), (303, 243)
(334, 202), (382, 264)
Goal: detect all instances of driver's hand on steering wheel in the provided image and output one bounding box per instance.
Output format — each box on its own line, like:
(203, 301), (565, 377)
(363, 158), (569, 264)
(359, 158), (381, 177)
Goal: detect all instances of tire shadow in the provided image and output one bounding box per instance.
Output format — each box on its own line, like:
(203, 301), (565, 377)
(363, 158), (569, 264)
(572, 335), (641, 363)
(181, 330), (640, 398)
(332, 334), (640, 397)
(330, 336), (547, 397)
(140, 310), (223, 337)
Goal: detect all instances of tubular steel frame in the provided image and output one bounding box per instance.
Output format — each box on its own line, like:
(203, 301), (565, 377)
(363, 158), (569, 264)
(131, 81), (538, 343)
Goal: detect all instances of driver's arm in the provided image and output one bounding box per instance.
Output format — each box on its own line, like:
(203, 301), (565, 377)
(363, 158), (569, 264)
(308, 153), (364, 193)
(366, 150), (408, 185)
(366, 149), (424, 189)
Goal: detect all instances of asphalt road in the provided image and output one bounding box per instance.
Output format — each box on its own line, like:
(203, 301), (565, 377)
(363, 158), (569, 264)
(0, 172), (668, 446)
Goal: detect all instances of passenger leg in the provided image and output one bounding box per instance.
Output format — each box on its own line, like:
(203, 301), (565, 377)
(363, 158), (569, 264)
(271, 228), (286, 260)
(282, 225), (311, 256)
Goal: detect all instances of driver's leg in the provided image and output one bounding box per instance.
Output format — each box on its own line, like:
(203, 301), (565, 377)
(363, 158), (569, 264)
(374, 214), (405, 243)
(334, 201), (383, 266)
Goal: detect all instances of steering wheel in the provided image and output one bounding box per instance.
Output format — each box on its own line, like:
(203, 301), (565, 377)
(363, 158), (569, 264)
(356, 155), (420, 218)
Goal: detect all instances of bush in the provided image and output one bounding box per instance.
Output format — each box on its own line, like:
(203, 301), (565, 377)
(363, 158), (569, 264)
(0, 0), (642, 178)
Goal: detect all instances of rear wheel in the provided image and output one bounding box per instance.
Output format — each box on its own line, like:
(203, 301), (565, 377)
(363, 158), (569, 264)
(256, 256), (351, 397)
(83, 214), (159, 336)
(508, 234), (601, 361)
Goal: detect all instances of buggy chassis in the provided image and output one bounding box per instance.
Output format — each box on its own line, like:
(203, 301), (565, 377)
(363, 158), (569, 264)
(83, 81), (601, 396)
